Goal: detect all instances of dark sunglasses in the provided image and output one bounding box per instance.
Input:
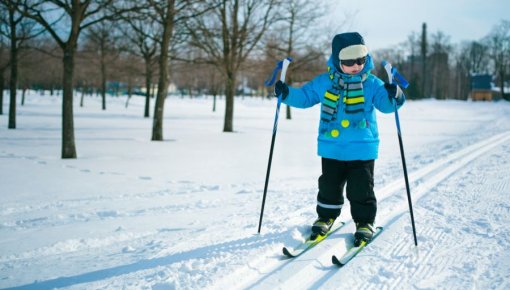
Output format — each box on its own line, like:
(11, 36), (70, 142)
(340, 56), (366, 67)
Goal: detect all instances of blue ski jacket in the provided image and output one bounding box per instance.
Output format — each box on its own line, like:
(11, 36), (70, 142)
(282, 54), (405, 161)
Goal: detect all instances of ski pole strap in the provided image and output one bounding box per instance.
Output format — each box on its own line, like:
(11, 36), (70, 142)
(264, 57), (293, 87)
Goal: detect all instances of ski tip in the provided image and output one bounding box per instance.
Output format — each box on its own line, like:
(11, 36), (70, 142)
(331, 255), (344, 267)
(282, 247), (294, 258)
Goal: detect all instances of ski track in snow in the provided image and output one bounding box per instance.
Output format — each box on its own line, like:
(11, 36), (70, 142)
(1, 96), (510, 289)
(241, 131), (510, 290)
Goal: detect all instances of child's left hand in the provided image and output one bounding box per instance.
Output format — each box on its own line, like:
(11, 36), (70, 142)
(384, 83), (403, 100)
(274, 80), (289, 100)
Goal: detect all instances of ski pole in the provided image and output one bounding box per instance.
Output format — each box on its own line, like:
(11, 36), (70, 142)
(258, 57), (292, 234)
(382, 60), (418, 246)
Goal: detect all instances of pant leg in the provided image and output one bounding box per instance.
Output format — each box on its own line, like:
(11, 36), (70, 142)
(316, 158), (346, 219)
(345, 160), (376, 223)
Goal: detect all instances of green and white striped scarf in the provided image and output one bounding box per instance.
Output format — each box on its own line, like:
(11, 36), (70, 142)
(321, 66), (368, 122)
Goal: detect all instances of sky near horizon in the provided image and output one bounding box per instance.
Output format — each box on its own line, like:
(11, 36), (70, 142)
(331, 0), (509, 50)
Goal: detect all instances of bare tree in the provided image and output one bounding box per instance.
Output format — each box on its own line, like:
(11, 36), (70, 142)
(206, 65), (223, 112)
(83, 19), (120, 110)
(119, 53), (143, 108)
(267, 0), (328, 120)
(28, 38), (62, 94)
(0, 9), (7, 115)
(149, 0), (175, 141)
(466, 41), (490, 74)
(0, 57), (5, 115)
(486, 20), (510, 99)
(0, 0), (39, 128)
(429, 31), (452, 99)
(187, 0), (278, 132)
(119, 7), (160, 117)
(403, 32), (421, 99)
(147, 0), (208, 141)
(14, 1), (137, 158)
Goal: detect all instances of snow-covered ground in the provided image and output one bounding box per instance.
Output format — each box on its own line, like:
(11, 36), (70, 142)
(1, 91), (510, 289)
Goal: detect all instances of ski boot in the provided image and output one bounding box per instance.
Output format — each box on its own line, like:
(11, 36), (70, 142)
(354, 222), (375, 246)
(311, 217), (335, 240)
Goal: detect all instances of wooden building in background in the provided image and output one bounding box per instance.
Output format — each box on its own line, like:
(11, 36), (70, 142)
(470, 74), (493, 101)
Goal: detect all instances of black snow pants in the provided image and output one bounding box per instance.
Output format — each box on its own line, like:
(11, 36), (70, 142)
(316, 158), (376, 223)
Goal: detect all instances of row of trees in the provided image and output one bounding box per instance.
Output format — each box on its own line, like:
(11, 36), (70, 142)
(1, 1), (509, 159)
(1, 0), (335, 159)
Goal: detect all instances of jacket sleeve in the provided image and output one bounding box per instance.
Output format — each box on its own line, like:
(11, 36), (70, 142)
(282, 76), (323, 108)
(372, 76), (405, 113)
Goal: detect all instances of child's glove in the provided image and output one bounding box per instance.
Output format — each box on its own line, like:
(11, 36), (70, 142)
(274, 80), (289, 100)
(384, 83), (404, 104)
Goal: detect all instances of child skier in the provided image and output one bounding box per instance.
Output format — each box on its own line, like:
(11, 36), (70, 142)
(274, 32), (405, 245)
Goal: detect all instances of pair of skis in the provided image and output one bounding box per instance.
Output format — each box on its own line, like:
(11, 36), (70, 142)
(282, 222), (383, 267)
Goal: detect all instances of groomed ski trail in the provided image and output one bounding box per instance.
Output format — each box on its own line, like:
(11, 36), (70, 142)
(319, 133), (510, 289)
(238, 131), (510, 290)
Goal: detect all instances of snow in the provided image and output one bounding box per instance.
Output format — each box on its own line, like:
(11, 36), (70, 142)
(1, 91), (510, 289)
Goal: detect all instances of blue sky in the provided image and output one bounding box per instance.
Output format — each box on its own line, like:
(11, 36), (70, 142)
(331, 0), (509, 50)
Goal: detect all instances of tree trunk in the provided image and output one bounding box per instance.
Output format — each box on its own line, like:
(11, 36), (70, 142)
(151, 83), (157, 98)
(8, 8), (17, 129)
(223, 74), (235, 132)
(431, 59), (437, 98)
(80, 86), (85, 107)
(125, 79), (132, 108)
(151, 0), (175, 141)
(286, 18), (294, 120)
(499, 69), (505, 99)
(0, 71), (4, 115)
(144, 57), (151, 117)
(101, 51), (106, 110)
(61, 48), (77, 158)
(213, 93), (216, 112)
(286, 105), (292, 119)
(421, 23), (427, 98)
(151, 59), (168, 141)
(21, 87), (26, 105)
(285, 76), (292, 120)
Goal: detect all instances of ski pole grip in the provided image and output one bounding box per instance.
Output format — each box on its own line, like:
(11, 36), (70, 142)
(280, 58), (291, 83)
(381, 60), (409, 89)
(264, 57), (293, 87)
(381, 60), (393, 84)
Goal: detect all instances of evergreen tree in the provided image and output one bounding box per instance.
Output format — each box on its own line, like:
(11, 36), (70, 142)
(421, 23), (428, 98)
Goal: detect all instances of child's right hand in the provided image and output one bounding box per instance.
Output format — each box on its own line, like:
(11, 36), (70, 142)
(274, 80), (289, 100)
